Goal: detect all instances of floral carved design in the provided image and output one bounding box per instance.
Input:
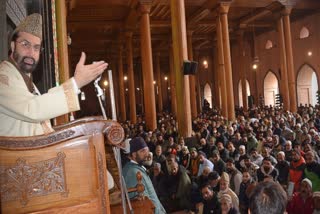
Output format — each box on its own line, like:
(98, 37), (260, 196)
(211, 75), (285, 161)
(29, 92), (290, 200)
(98, 152), (107, 213)
(0, 152), (68, 206)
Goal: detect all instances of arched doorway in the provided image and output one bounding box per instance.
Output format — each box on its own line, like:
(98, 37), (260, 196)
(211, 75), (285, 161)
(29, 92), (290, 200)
(204, 83), (212, 108)
(238, 79), (251, 107)
(264, 71), (279, 106)
(297, 64), (318, 106)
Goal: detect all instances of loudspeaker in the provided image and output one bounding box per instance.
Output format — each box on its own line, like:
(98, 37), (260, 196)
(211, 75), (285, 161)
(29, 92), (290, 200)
(248, 95), (254, 109)
(183, 60), (198, 75)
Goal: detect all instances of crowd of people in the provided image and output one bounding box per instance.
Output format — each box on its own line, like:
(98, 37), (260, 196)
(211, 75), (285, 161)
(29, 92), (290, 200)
(121, 104), (320, 214)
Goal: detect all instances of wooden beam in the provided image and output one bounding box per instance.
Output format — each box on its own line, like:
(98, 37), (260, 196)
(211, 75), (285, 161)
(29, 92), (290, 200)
(187, 0), (219, 26)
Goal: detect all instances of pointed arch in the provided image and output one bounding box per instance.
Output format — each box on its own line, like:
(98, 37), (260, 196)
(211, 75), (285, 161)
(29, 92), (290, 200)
(238, 79), (251, 107)
(263, 71), (279, 106)
(204, 83), (212, 108)
(297, 64), (318, 106)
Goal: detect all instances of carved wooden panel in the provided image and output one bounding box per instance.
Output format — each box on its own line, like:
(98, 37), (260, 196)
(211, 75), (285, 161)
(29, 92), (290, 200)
(0, 130), (75, 149)
(98, 152), (107, 213)
(0, 152), (68, 206)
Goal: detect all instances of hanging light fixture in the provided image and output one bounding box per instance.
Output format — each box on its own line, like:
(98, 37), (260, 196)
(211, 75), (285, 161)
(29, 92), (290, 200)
(252, 11), (259, 70)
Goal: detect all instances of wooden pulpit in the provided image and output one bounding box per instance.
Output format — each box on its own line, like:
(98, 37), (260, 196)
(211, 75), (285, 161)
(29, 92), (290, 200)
(0, 117), (124, 214)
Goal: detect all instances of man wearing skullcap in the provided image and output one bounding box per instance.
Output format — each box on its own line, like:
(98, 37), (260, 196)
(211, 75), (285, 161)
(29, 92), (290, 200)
(218, 172), (239, 210)
(287, 178), (314, 214)
(0, 13), (108, 136)
(122, 137), (166, 214)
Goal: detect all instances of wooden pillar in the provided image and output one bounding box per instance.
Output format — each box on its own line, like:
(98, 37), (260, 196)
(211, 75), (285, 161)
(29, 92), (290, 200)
(187, 30), (198, 119)
(55, 0), (69, 124)
(219, 3), (235, 121)
(282, 8), (297, 112)
(169, 46), (177, 117)
(139, 1), (157, 130)
(194, 50), (202, 113)
(216, 15), (228, 119)
(0, 1), (7, 61)
(170, 0), (192, 137)
(277, 17), (290, 110)
(213, 46), (221, 108)
(155, 52), (163, 113)
(126, 32), (137, 124)
(238, 31), (248, 110)
(118, 45), (126, 122)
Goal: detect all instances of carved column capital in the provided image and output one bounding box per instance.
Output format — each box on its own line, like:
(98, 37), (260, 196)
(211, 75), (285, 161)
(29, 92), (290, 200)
(281, 6), (292, 16)
(139, 0), (153, 14)
(218, 1), (232, 14)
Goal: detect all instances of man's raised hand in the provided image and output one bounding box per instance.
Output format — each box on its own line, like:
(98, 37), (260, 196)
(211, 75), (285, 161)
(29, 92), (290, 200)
(74, 52), (108, 88)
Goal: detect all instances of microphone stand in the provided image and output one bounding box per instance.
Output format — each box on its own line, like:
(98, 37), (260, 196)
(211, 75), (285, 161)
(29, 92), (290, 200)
(93, 75), (107, 119)
(94, 71), (133, 214)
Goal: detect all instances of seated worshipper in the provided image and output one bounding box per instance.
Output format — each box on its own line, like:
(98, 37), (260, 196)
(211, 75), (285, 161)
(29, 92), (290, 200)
(289, 148), (306, 192)
(218, 193), (239, 214)
(189, 147), (200, 178)
(142, 151), (154, 172)
(153, 145), (166, 165)
(287, 178), (314, 214)
(200, 183), (220, 214)
(0, 13), (108, 136)
(227, 142), (240, 161)
(313, 192), (320, 214)
(150, 162), (168, 202)
(249, 181), (287, 214)
(122, 137), (166, 214)
(304, 151), (320, 192)
(275, 151), (290, 188)
(165, 161), (192, 212)
(240, 154), (259, 181)
(239, 170), (255, 214)
(162, 153), (177, 176)
(257, 157), (279, 182)
(226, 158), (242, 195)
(249, 148), (263, 166)
(180, 146), (191, 170)
(211, 150), (226, 176)
(198, 151), (214, 176)
(217, 141), (230, 162)
(196, 166), (212, 188)
(208, 170), (221, 192)
(218, 172), (239, 210)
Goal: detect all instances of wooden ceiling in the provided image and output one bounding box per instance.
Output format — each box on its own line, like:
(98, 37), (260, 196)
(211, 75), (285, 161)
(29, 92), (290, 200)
(66, 0), (320, 65)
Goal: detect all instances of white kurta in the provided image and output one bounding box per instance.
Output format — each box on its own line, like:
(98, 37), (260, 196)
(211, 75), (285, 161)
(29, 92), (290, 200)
(0, 60), (80, 136)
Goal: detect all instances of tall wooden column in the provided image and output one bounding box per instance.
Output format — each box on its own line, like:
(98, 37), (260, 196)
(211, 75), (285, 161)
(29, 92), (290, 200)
(216, 16), (228, 119)
(238, 31), (248, 110)
(277, 17), (290, 110)
(169, 46), (177, 117)
(139, 1), (157, 130)
(194, 50), (202, 113)
(55, 0), (69, 124)
(282, 7), (297, 112)
(213, 46), (221, 108)
(118, 44), (126, 122)
(219, 3), (235, 121)
(170, 0), (192, 137)
(155, 52), (163, 113)
(126, 32), (137, 124)
(187, 30), (198, 119)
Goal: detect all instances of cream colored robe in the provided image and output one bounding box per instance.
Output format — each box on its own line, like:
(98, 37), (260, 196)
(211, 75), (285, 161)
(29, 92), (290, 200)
(0, 60), (80, 136)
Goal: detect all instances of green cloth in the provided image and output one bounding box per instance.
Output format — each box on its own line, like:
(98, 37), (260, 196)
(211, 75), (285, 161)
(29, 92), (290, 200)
(123, 161), (166, 214)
